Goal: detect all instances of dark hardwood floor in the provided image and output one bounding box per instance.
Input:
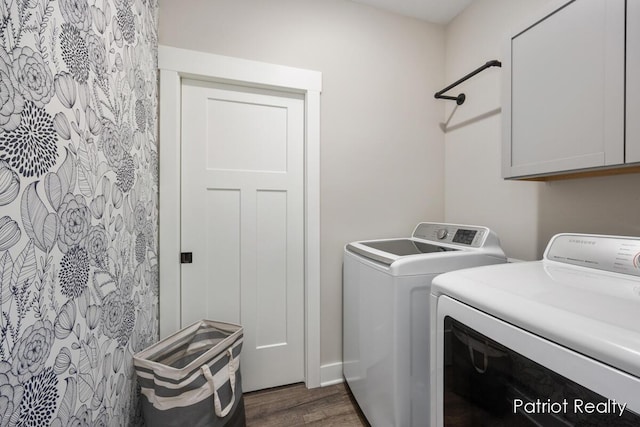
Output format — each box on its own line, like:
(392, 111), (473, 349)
(244, 382), (370, 426)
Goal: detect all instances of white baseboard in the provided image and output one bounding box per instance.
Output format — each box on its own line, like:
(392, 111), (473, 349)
(320, 362), (344, 386)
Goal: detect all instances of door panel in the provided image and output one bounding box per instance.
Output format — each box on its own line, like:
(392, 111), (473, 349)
(255, 190), (288, 348)
(204, 189), (241, 324)
(180, 79), (304, 391)
(205, 97), (288, 172)
(504, 0), (625, 178)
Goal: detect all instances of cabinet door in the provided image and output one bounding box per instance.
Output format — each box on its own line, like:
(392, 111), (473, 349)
(627, 0), (640, 163)
(502, 0), (625, 179)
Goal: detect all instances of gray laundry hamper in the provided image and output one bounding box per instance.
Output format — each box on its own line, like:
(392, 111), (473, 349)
(134, 320), (246, 427)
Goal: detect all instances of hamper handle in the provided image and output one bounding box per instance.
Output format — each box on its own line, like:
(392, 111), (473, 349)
(201, 349), (238, 417)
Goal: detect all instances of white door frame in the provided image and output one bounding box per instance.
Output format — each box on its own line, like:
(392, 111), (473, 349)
(157, 45), (322, 388)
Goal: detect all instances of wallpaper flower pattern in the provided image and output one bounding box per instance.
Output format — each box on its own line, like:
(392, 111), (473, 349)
(0, 0), (158, 425)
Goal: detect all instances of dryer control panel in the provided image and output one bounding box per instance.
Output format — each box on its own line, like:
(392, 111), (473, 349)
(412, 223), (489, 248)
(545, 233), (640, 277)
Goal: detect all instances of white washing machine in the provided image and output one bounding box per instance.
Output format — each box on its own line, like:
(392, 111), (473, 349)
(343, 222), (506, 427)
(431, 233), (640, 426)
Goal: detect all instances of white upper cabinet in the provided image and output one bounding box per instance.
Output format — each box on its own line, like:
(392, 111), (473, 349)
(627, 0), (640, 163)
(502, 0), (626, 179)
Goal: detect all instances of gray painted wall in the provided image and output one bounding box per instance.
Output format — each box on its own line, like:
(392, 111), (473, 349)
(444, 0), (640, 260)
(158, 0), (446, 368)
(158, 0), (640, 376)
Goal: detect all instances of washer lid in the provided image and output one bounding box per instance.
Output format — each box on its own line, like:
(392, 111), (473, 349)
(346, 222), (505, 266)
(359, 239), (457, 256)
(346, 239), (458, 265)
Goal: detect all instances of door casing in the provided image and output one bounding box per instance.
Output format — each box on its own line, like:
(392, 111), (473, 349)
(158, 45), (322, 388)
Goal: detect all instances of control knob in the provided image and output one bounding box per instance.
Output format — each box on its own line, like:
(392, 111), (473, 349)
(437, 229), (448, 240)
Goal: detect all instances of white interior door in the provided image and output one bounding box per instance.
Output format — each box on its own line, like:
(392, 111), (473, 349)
(180, 79), (305, 392)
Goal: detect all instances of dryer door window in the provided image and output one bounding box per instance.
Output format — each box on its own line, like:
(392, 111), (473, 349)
(443, 316), (640, 426)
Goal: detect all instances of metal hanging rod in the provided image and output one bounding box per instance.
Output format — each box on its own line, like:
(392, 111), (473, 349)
(434, 60), (502, 105)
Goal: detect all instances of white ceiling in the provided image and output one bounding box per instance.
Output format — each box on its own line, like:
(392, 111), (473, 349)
(349, 0), (474, 24)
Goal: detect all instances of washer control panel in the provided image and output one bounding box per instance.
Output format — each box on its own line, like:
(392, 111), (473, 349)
(436, 229), (448, 240)
(413, 223), (488, 248)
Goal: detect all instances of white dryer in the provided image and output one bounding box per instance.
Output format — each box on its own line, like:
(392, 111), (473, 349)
(343, 222), (506, 427)
(431, 233), (640, 426)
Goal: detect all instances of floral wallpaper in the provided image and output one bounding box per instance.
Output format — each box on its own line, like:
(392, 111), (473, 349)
(0, 0), (158, 425)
